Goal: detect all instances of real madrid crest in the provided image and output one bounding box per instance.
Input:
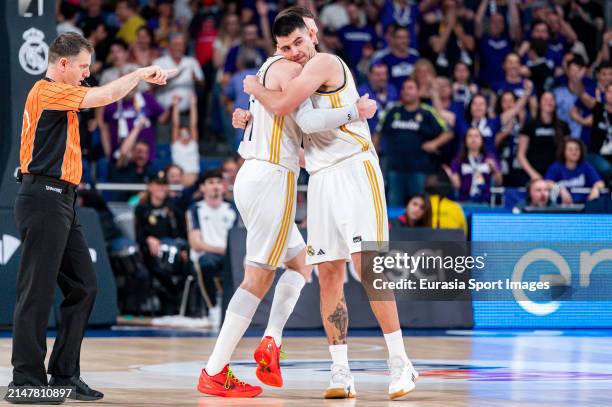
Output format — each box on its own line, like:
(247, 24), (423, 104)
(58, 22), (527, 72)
(416, 113), (423, 122)
(148, 215), (157, 225)
(19, 28), (49, 75)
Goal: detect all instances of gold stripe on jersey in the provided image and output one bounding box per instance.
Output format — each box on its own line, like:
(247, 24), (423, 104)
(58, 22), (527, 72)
(268, 115), (285, 164)
(363, 161), (384, 243)
(328, 94), (369, 152)
(267, 171), (295, 267)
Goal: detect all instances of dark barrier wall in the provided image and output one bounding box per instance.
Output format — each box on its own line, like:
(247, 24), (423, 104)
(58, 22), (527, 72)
(0, 0), (56, 207)
(227, 228), (473, 329)
(0, 208), (118, 326)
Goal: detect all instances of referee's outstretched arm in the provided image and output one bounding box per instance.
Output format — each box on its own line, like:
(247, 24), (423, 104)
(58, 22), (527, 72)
(81, 66), (176, 108)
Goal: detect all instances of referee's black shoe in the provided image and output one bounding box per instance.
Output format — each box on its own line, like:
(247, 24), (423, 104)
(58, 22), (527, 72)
(3, 382), (65, 404)
(49, 376), (104, 401)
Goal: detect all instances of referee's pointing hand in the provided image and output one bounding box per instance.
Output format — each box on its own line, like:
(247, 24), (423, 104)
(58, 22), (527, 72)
(140, 66), (179, 85)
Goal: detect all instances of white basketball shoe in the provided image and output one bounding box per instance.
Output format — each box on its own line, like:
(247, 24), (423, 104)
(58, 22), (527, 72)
(323, 364), (356, 399)
(388, 356), (419, 400)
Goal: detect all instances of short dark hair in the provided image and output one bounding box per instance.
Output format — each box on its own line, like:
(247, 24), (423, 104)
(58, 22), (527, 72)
(596, 60), (612, 74)
(110, 38), (129, 51)
(117, 0), (139, 10)
(60, 1), (79, 20)
(199, 169), (223, 185)
(276, 5), (315, 20)
(48, 33), (94, 64)
(568, 53), (587, 68)
(273, 14), (307, 39)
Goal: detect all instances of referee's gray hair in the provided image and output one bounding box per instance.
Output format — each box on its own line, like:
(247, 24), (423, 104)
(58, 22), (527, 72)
(49, 32), (94, 63)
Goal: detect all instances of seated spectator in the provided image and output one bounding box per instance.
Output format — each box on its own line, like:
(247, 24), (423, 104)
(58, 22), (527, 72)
(358, 63), (399, 136)
(186, 170), (238, 318)
(374, 24), (420, 92)
(115, 0), (146, 45)
(171, 94), (200, 186)
(221, 156), (240, 202)
(57, 1), (83, 36)
(165, 164), (200, 212)
(545, 138), (605, 203)
(456, 94), (500, 154)
(424, 172), (467, 235)
(452, 61), (478, 107)
(129, 26), (161, 67)
(390, 194), (432, 228)
(376, 78), (452, 205)
(447, 128), (502, 203)
(154, 33), (205, 115)
(108, 128), (154, 202)
(135, 172), (189, 315)
(512, 179), (559, 213)
(423, 0), (475, 76)
(101, 86), (166, 162)
(518, 91), (570, 181)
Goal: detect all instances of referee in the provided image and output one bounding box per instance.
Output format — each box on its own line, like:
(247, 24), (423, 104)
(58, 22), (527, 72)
(6, 33), (174, 404)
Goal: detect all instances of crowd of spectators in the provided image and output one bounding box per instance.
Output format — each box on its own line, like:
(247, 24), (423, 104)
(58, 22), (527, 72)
(58, 0), (611, 316)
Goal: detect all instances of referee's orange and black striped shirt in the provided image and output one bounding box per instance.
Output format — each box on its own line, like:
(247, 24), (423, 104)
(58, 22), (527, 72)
(20, 78), (89, 185)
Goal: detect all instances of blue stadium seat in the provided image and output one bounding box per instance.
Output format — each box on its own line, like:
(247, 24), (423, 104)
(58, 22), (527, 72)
(200, 158), (223, 173)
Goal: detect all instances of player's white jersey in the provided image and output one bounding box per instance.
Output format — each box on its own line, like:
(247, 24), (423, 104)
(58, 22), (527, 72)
(304, 56), (377, 174)
(238, 55), (303, 175)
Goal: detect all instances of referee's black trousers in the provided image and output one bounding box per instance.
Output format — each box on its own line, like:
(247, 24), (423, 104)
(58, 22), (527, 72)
(11, 175), (97, 386)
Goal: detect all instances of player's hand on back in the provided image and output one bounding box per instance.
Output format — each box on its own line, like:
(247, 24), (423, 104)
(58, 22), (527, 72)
(243, 75), (261, 95)
(356, 93), (377, 120)
(140, 66), (178, 85)
(232, 108), (252, 129)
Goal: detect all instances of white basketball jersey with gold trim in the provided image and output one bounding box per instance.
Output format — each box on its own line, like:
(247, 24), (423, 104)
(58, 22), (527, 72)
(238, 55), (302, 175)
(304, 56), (377, 174)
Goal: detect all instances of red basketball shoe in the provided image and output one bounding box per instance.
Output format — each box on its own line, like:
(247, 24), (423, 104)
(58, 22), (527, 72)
(254, 336), (284, 387)
(197, 365), (262, 398)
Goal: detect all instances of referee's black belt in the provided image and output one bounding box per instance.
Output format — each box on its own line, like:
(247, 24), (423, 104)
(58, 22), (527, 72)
(21, 174), (78, 194)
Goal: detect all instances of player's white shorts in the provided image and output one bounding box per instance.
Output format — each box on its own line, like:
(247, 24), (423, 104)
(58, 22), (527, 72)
(306, 152), (388, 265)
(234, 159), (305, 269)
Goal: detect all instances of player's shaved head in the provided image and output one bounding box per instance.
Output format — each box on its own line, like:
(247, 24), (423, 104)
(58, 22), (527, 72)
(273, 14), (308, 39)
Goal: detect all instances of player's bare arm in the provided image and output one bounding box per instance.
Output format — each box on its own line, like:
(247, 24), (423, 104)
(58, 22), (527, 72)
(243, 53), (340, 116)
(81, 66), (177, 108)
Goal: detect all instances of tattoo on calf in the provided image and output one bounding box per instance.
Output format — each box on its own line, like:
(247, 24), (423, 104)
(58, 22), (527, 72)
(326, 297), (348, 344)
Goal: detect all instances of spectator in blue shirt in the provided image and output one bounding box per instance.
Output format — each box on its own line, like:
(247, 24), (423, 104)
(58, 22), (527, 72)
(358, 62), (399, 138)
(374, 24), (420, 91)
(337, 3), (378, 67)
(545, 138), (604, 203)
(493, 52), (531, 98)
(452, 61), (478, 108)
(474, 1), (518, 88)
(553, 54), (596, 139)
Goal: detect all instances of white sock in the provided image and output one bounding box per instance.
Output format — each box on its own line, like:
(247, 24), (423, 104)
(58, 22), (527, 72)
(384, 330), (409, 362)
(205, 287), (261, 375)
(329, 344), (349, 369)
(263, 269), (306, 346)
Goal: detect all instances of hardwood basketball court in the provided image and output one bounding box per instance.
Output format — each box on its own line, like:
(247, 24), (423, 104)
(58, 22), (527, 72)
(1, 329), (611, 406)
